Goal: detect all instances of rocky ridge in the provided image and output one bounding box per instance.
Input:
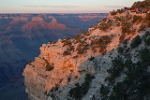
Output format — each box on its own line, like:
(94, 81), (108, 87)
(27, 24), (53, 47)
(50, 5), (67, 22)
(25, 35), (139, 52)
(23, 3), (150, 100)
(22, 16), (68, 30)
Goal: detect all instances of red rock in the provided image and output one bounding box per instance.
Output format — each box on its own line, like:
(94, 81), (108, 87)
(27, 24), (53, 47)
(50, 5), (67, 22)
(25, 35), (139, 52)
(22, 16), (68, 30)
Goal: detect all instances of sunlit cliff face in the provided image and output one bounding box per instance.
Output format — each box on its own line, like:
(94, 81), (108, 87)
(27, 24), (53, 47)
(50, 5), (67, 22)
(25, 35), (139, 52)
(22, 8), (150, 100)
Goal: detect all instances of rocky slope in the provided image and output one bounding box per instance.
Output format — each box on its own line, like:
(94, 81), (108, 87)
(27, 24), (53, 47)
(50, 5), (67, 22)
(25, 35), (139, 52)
(0, 13), (107, 88)
(23, 4), (150, 100)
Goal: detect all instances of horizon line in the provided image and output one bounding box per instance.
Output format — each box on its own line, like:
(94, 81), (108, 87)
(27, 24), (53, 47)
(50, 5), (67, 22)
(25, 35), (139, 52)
(0, 12), (109, 14)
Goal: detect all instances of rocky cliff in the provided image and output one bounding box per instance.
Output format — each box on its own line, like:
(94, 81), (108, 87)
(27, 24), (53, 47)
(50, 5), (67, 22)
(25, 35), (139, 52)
(23, 5), (150, 99)
(0, 13), (108, 100)
(0, 13), (107, 90)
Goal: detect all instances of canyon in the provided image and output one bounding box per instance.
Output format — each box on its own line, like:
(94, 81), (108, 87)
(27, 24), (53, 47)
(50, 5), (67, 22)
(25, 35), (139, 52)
(23, 5), (150, 99)
(0, 13), (107, 100)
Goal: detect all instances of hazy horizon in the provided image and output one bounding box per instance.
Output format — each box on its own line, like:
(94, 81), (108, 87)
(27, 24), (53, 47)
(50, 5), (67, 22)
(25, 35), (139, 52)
(0, 0), (142, 13)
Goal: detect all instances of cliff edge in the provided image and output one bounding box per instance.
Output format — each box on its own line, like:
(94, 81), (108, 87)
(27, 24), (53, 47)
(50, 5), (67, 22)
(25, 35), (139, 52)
(23, 1), (150, 99)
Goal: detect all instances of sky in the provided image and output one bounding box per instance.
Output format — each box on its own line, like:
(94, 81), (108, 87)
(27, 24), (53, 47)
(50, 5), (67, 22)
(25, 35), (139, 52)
(0, 0), (143, 13)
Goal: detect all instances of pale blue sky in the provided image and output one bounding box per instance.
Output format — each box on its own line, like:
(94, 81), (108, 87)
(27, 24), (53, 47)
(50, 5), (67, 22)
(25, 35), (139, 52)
(0, 0), (142, 13)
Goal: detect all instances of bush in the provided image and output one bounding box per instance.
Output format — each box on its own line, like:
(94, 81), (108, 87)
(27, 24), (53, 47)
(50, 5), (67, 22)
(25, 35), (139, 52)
(46, 63), (54, 71)
(106, 56), (124, 82)
(121, 26), (131, 34)
(117, 9), (124, 14)
(117, 47), (124, 54)
(76, 43), (88, 54)
(132, 15), (142, 23)
(138, 24), (146, 32)
(130, 35), (141, 48)
(99, 22), (107, 31)
(63, 40), (72, 47)
(63, 51), (71, 55)
(145, 31), (150, 37)
(110, 10), (117, 15)
(100, 84), (109, 96)
(69, 74), (94, 99)
(139, 47), (150, 63)
(75, 34), (83, 42)
(144, 37), (150, 45)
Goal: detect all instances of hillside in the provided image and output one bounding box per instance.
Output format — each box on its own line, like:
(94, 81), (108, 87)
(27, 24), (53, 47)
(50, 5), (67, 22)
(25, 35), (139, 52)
(23, 1), (150, 100)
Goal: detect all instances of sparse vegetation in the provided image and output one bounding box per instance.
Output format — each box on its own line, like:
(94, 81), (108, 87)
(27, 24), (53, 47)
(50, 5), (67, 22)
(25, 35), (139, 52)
(110, 10), (117, 15)
(106, 56), (124, 83)
(131, 0), (150, 9)
(144, 37), (150, 45)
(138, 24), (146, 32)
(132, 15), (142, 23)
(100, 84), (109, 99)
(69, 74), (94, 99)
(117, 47), (124, 54)
(98, 20), (113, 31)
(130, 35), (141, 48)
(63, 50), (71, 55)
(117, 9), (124, 14)
(101, 45), (150, 100)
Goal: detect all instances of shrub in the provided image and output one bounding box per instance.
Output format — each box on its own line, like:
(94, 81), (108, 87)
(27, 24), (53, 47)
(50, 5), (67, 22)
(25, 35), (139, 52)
(139, 47), (150, 63)
(117, 47), (124, 54)
(46, 63), (54, 71)
(100, 84), (109, 96)
(115, 16), (121, 22)
(63, 40), (72, 47)
(144, 37), (150, 45)
(144, 31), (150, 37)
(138, 24), (146, 32)
(130, 35), (141, 48)
(110, 10), (117, 15)
(107, 20), (113, 28)
(121, 26), (131, 34)
(106, 56), (124, 82)
(117, 9), (124, 14)
(63, 36), (71, 40)
(102, 18), (107, 22)
(69, 74), (94, 99)
(75, 34), (83, 42)
(89, 56), (94, 61)
(132, 15), (142, 23)
(124, 48), (130, 53)
(99, 22), (107, 31)
(63, 51), (71, 55)
(76, 43), (88, 54)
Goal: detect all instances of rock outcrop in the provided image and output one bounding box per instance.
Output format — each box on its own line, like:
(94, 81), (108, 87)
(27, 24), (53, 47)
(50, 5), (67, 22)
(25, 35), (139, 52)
(0, 13), (108, 100)
(23, 5), (150, 100)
